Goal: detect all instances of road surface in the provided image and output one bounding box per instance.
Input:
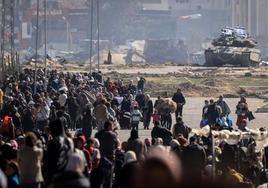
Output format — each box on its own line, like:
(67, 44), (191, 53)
(91, 97), (266, 141)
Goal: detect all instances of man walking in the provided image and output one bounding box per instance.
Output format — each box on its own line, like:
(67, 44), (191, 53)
(95, 121), (118, 188)
(207, 99), (221, 126)
(173, 117), (191, 139)
(172, 88), (186, 118)
(216, 95), (231, 117)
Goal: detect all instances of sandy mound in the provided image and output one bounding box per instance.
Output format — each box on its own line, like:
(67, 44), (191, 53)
(178, 82), (220, 97)
(143, 76), (242, 97)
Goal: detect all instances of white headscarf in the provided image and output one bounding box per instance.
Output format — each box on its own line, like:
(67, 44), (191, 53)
(65, 153), (85, 173)
(124, 151), (137, 165)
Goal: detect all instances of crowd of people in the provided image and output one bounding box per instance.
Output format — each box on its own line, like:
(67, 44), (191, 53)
(0, 68), (267, 188)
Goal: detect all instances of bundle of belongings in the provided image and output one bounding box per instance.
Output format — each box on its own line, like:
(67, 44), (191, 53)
(155, 98), (177, 115)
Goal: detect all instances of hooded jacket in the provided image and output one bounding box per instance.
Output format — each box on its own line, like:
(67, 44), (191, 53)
(78, 136), (91, 168)
(47, 118), (74, 184)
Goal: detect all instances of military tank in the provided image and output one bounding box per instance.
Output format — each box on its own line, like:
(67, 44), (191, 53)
(205, 27), (261, 67)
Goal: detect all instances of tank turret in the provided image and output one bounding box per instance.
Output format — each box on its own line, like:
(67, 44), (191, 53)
(205, 27), (261, 67)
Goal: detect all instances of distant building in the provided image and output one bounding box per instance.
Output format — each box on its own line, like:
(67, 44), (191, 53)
(231, 0), (268, 55)
(141, 0), (169, 11)
(137, 0), (175, 39)
(139, 0), (232, 52)
(169, 0), (231, 38)
(20, 0), (89, 52)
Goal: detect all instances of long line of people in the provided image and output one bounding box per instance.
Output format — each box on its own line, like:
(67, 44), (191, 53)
(0, 68), (267, 188)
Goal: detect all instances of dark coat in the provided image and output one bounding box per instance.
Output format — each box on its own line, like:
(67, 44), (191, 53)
(144, 100), (153, 115)
(66, 97), (79, 120)
(135, 94), (145, 108)
(95, 130), (117, 160)
(82, 112), (93, 139)
(117, 161), (140, 188)
(172, 93), (186, 105)
(151, 126), (172, 146)
(173, 121), (191, 139)
(21, 109), (35, 132)
(46, 119), (73, 184)
(121, 100), (131, 112)
(181, 143), (207, 182)
(207, 103), (221, 125)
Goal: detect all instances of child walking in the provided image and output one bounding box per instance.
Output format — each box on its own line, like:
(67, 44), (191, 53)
(131, 106), (143, 132)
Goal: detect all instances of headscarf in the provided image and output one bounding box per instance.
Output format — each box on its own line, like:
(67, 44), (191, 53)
(124, 151), (137, 165)
(65, 153), (85, 174)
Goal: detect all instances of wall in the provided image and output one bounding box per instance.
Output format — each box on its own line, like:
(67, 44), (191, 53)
(231, 0), (268, 55)
(168, 0), (232, 52)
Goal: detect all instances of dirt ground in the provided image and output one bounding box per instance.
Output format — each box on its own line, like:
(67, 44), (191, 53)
(23, 62), (268, 98)
(101, 65), (268, 98)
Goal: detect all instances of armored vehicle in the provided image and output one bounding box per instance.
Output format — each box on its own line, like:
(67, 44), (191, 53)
(205, 27), (261, 67)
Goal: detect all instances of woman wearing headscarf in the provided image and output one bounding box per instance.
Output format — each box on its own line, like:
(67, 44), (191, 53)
(116, 151), (140, 188)
(0, 116), (15, 140)
(76, 136), (91, 169)
(49, 153), (90, 188)
(235, 97), (249, 131)
(18, 132), (43, 188)
(81, 106), (93, 140)
(143, 94), (153, 130)
(126, 129), (146, 161)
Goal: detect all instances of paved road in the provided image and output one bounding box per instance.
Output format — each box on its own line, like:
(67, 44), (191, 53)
(91, 97), (266, 142)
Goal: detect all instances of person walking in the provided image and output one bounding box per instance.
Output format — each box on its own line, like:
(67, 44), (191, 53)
(142, 94), (153, 130)
(35, 98), (50, 132)
(130, 106), (143, 132)
(18, 132), (44, 188)
(66, 95), (79, 130)
(126, 129), (146, 161)
(95, 121), (117, 188)
(236, 96), (249, 131)
(93, 99), (108, 131)
(81, 107), (93, 140)
(216, 95), (231, 117)
(46, 118), (74, 185)
(206, 99), (221, 126)
(173, 117), (191, 139)
(172, 88), (186, 118)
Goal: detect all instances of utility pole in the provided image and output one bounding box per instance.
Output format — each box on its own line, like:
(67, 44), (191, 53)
(97, 0), (100, 72)
(10, 0), (15, 69)
(0, 0), (6, 73)
(89, 0), (93, 74)
(0, 0), (15, 74)
(44, 0), (47, 88)
(34, 0), (40, 94)
(0, 0), (2, 74)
